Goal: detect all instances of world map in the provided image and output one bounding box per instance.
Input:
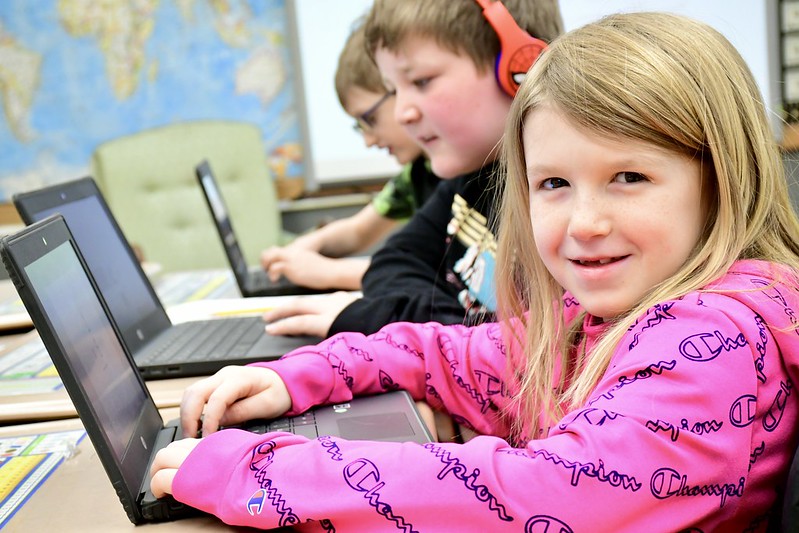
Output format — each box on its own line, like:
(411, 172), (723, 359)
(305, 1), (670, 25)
(0, 0), (302, 201)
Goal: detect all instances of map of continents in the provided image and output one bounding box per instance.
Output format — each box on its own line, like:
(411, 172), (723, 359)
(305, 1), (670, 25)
(0, 0), (301, 201)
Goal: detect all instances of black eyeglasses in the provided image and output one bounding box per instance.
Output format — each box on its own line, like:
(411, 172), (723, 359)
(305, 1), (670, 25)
(352, 90), (396, 133)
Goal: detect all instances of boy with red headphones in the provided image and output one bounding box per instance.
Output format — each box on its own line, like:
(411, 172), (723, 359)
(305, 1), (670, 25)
(263, 0), (563, 339)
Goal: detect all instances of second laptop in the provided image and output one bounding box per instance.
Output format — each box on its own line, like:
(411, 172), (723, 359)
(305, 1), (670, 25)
(13, 177), (320, 379)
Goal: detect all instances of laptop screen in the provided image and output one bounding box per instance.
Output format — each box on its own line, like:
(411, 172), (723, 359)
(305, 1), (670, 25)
(25, 239), (147, 458)
(33, 195), (157, 333)
(16, 179), (172, 352)
(7, 216), (167, 516)
(197, 165), (249, 278)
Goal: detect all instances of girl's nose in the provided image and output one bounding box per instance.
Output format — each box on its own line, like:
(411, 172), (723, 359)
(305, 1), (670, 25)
(567, 194), (612, 240)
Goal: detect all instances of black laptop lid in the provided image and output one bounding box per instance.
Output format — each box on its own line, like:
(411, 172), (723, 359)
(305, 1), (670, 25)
(195, 161), (251, 283)
(13, 177), (172, 353)
(0, 215), (163, 523)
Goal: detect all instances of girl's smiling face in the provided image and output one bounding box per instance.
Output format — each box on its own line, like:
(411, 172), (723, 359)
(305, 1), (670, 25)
(525, 105), (707, 319)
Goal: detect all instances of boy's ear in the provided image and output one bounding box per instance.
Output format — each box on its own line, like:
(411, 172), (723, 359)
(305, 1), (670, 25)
(475, 0), (548, 97)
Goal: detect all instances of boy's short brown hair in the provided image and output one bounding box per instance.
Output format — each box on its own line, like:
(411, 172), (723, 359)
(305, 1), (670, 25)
(364, 0), (563, 75)
(334, 20), (385, 109)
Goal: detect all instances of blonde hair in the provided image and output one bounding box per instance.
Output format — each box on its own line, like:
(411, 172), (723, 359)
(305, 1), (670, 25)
(334, 20), (386, 109)
(496, 12), (799, 440)
(363, 0), (563, 74)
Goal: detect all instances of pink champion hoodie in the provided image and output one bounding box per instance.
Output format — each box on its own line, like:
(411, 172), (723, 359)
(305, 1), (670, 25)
(172, 259), (799, 532)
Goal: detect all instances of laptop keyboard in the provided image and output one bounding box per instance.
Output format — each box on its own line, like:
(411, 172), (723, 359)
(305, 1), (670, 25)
(138, 317), (265, 364)
(250, 269), (294, 291)
(245, 411), (319, 439)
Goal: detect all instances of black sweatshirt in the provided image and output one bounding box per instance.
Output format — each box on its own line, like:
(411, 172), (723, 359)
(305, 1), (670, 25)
(329, 161), (499, 336)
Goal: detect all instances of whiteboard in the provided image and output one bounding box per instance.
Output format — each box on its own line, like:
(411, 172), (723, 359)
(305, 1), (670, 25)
(288, 0), (780, 189)
(287, 0), (400, 189)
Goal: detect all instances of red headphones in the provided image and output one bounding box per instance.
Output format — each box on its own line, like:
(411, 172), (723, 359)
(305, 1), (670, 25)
(475, 0), (548, 97)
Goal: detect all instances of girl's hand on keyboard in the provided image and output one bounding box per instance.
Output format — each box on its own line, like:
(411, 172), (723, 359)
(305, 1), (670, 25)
(150, 438), (198, 498)
(180, 366), (291, 438)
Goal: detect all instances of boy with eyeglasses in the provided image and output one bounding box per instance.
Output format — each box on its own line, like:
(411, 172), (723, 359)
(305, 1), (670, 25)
(260, 22), (441, 292)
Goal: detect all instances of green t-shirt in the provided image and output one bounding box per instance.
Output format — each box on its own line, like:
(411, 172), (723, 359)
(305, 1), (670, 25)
(371, 157), (440, 220)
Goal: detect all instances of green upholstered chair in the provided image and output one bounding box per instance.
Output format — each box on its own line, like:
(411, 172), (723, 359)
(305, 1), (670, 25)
(91, 120), (286, 272)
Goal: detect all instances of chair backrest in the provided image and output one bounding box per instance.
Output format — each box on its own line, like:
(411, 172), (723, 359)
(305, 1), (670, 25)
(91, 120), (282, 272)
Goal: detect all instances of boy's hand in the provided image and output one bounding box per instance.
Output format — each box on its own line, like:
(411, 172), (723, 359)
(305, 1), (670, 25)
(261, 248), (362, 290)
(260, 235), (322, 272)
(150, 438), (199, 498)
(260, 244), (290, 272)
(180, 366), (291, 438)
(263, 292), (359, 337)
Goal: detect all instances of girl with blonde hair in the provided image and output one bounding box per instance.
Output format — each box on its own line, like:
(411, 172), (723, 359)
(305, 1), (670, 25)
(150, 12), (799, 531)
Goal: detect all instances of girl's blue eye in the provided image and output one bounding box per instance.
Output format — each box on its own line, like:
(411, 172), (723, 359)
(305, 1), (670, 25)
(616, 171), (647, 183)
(541, 177), (569, 190)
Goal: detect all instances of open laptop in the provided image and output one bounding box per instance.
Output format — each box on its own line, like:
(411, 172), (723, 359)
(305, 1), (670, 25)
(195, 160), (326, 297)
(13, 177), (319, 379)
(0, 215), (432, 524)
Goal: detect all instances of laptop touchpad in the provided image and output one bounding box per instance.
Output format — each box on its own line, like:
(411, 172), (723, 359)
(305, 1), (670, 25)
(337, 412), (413, 441)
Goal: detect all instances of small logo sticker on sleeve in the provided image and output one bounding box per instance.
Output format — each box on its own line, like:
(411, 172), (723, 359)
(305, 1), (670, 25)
(247, 488), (266, 516)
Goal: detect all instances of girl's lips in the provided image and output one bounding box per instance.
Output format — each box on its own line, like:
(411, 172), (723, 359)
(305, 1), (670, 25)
(571, 256), (629, 267)
(569, 255), (631, 283)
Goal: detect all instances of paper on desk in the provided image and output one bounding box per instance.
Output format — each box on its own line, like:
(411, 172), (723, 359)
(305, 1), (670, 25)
(165, 292), (359, 324)
(167, 296), (288, 323)
(153, 269), (239, 306)
(0, 430), (86, 529)
(0, 280), (33, 331)
(0, 337), (61, 396)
